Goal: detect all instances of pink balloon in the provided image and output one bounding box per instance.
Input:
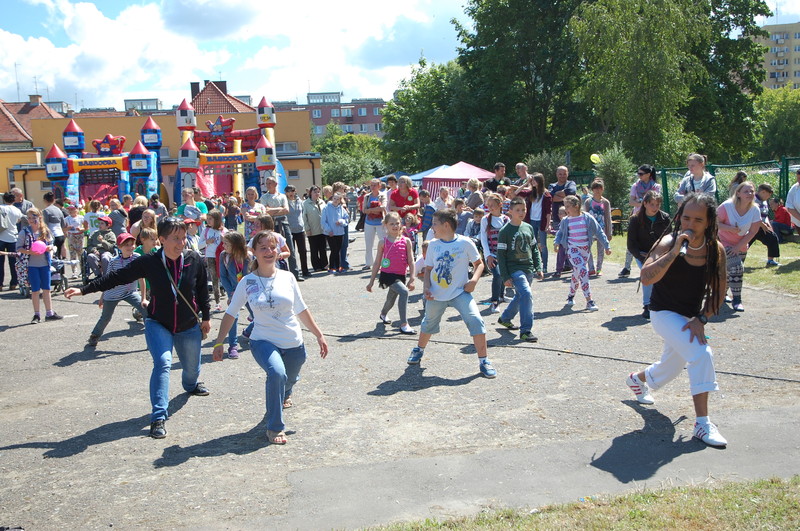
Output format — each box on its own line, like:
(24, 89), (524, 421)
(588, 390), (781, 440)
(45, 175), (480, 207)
(30, 240), (47, 255)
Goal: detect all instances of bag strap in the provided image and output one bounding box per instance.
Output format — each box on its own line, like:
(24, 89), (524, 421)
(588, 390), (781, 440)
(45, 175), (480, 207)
(162, 252), (202, 323)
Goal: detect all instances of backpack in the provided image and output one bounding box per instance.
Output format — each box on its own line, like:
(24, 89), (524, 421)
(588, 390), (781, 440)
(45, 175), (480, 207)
(0, 206), (11, 233)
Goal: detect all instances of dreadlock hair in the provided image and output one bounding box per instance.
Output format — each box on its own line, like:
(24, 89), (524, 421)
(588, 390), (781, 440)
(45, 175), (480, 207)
(645, 192), (722, 315)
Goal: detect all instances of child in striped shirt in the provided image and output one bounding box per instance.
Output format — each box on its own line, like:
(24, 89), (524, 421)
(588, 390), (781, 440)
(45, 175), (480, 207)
(554, 195), (610, 311)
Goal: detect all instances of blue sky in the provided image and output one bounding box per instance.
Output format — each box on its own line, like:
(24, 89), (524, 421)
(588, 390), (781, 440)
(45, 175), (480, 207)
(1, 0), (798, 111)
(0, 0), (470, 110)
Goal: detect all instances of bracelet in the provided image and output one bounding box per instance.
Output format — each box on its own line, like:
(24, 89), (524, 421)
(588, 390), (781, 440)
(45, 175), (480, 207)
(213, 342), (224, 348)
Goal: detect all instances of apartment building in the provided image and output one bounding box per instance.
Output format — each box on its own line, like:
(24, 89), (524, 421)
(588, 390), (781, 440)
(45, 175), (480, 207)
(756, 22), (800, 89)
(274, 92), (386, 138)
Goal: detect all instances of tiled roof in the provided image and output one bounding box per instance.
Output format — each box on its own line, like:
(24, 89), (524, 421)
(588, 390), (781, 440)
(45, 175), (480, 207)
(0, 98), (62, 143)
(192, 82), (256, 114)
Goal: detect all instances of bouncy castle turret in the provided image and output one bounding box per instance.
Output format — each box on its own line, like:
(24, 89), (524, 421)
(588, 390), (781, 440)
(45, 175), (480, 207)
(45, 144), (69, 179)
(256, 97), (276, 129)
(141, 117), (162, 150)
(178, 138), (200, 171)
(129, 141), (151, 175)
(176, 99), (196, 132)
(255, 135), (276, 171)
(62, 119), (85, 155)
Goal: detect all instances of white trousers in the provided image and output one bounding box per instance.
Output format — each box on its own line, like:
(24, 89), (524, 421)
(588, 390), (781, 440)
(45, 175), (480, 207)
(363, 223), (385, 268)
(645, 310), (719, 396)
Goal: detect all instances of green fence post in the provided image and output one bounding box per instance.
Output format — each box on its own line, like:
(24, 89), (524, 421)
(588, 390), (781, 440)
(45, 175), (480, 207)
(661, 168), (670, 214)
(780, 156), (788, 201)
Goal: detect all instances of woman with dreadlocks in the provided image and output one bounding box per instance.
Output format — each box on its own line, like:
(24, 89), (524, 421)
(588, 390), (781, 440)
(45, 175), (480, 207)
(624, 193), (728, 448)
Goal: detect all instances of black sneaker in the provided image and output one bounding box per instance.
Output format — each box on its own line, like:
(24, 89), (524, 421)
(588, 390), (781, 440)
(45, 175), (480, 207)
(641, 305), (650, 320)
(45, 312), (63, 321)
(189, 382), (210, 396)
(618, 268), (631, 278)
(31, 314), (41, 324)
(87, 334), (100, 347)
(150, 419), (166, 439)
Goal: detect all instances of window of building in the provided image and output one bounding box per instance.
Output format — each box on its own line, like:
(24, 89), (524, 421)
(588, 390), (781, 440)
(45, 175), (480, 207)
(375, 123), (382, 132)
(40, 180), (53, 190)
(276, 142), (298, 154)
(795, 71), (800, 77)
(373, 107), (381, 116)
(288, 170), (300, 180)
(795, 45), (800, 52)
(795, 58), (800, 65)
(340, 124), (353, 133)
(331, 108), (340, 117)
(359, 124), (368, 133)
(314, 125), (324, 135)
(795, 33), (800, 39)
(341, 108), (353, 117)
(312, 109), (321, 118)
(358, 107), (367, 116)
(160, 147), (170, 158)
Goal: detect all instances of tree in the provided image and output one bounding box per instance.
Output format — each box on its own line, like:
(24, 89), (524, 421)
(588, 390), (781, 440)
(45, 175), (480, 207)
(753, 86), (800, 160)
(594, 144), (635, 213)
(570, 0), (705, 165)
(454, 0), (586, 161)
(313, 122), (388, 185)
(682, 0), (771, 163)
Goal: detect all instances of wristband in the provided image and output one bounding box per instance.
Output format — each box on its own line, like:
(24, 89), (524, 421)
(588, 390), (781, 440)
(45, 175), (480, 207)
(696, 314), (708, 325)
(213, 342), (224, 348)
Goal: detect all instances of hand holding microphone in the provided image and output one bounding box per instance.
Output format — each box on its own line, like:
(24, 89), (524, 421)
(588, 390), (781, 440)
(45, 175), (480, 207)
(679, 229), (693, 256)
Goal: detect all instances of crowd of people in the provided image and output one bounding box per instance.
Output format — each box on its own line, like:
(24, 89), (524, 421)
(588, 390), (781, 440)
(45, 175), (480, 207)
(0, 161), (797, 449)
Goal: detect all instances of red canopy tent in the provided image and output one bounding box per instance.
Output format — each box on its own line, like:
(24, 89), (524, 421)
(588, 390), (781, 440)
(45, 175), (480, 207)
(420, 161), (494, 195)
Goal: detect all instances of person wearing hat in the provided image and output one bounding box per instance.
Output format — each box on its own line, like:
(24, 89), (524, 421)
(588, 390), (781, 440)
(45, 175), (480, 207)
(66, 217), (211, 439)
(85, 233), (146, 347)
(184, 217), (202, 253)
(85, 216), (117, 276)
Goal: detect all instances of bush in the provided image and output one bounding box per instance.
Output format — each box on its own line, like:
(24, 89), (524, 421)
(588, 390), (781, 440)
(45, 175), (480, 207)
(524, 150), (567, 183)
(594, 144), (635, 214)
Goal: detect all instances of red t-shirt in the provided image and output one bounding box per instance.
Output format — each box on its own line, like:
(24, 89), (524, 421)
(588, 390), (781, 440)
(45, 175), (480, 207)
(390, 188), (419, 218)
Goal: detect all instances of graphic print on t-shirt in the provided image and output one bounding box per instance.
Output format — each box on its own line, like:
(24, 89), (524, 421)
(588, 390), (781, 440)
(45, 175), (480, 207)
(433, 250), (455, 287)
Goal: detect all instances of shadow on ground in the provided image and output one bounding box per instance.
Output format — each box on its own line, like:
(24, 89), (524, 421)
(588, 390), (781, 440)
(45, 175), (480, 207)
(368, 365), (480, 396)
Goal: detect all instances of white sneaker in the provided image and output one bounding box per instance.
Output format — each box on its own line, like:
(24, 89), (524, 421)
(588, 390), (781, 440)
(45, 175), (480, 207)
(490, 302), (500, 313)
(626, 373), (655, 404)
(693, 421), (727, 448)
(586, 300), (599, 311)
(565, 297), (574, 307)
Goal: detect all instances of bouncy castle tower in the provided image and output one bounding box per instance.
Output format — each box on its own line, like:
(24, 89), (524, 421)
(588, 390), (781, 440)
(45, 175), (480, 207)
(174, 96), (283, 203)
(45, 119), (161, 205)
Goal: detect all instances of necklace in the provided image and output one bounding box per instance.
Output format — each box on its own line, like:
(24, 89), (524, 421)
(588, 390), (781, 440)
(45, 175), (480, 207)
(256, 271), (277, 309)
(688, 237), (706, 251)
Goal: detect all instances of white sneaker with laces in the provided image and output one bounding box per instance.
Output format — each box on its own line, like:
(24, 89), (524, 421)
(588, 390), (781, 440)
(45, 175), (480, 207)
(626, 373), (655, 404)
(693, 421), (727, 448)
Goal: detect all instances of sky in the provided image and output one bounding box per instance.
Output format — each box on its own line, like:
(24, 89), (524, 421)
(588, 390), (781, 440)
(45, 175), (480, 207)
(0, 0), (798, 112)
(0, 0), (471, 110)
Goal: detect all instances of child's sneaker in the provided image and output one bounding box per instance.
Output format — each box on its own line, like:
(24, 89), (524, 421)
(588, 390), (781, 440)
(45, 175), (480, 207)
(479, 358), (497, 378)
(618, 267), (630, 278)
(519, 332), (538, 342)
(626, 372), (654, 404)
(407, 346), (424, 364)
(766, 259), (781, 267)
(565, 296), (574, 307)
(214, 304), (223, 312)
(586, 300), (599, 311)
(497, 318), (518, 330)
(588, 269), (596, 276)
(693, 421), (727, 448)
(490, 302), (500, 313)
(227, 347), (239, 359)
(399, 324), (416, 335)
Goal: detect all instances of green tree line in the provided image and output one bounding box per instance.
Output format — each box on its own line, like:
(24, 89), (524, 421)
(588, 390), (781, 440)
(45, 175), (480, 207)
(381, 0), (799, 174)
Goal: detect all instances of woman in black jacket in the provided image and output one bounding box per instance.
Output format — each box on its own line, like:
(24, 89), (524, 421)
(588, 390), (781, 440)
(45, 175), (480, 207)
(66, 217), (211, 439)
(626, 190), (671, 319)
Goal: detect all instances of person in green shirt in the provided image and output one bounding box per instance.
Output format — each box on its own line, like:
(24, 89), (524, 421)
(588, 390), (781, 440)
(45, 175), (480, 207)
(176, 187), (208, 221)
(496, 197), (543, 342)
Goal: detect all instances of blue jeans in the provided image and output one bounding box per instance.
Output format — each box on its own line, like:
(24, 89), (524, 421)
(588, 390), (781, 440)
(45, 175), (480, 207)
(143, 319), (202, 422)
(536, 227), (548, 272)
(635, 259), (652, 306)
(489, 262), (502, 302)
(250, 340), (307, 432)
(500, 270), (534, 333)
(91, 292), (144, 337)
(339, 224), (350, 269)
(421, 291), (486, 336)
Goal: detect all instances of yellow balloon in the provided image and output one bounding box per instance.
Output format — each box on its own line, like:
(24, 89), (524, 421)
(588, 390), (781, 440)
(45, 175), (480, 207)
(590, 153), (602, 164)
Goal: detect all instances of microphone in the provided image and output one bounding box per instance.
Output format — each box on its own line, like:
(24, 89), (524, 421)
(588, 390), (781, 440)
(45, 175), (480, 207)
(679, 230), (693, 256)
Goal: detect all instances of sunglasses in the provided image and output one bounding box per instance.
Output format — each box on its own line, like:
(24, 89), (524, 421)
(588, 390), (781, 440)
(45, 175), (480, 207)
(637, 171), (648, 176)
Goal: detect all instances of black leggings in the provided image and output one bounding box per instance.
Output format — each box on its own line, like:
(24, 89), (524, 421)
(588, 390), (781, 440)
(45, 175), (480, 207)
(53, 235), (66, 259)
(327, 235), (343, 270)
(291, 231), (309, 275)
(308, 234), (328, 271)
(751, 227), (780, 258)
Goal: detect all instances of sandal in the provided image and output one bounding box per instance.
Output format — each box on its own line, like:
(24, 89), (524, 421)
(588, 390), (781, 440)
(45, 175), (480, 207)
(283, 397), (293, 409)
(379, 314), (391, 324)
(267, 430), (288, 444)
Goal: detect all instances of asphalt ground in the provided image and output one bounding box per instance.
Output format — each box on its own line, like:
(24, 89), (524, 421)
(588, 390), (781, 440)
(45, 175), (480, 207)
(0, 227), (798, 529)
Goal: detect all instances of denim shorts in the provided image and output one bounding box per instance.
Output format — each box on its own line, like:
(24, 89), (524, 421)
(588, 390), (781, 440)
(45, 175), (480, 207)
(28, 265), (51, 292)
(421, 290), (486, 336)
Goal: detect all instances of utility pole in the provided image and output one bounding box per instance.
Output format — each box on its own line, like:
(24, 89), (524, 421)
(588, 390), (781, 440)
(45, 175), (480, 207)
(14, 62), (20, 101)
(33, 75), (39, 94)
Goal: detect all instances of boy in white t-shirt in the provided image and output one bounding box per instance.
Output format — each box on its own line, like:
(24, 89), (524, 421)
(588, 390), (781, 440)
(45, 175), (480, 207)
(408, 209), (496, 378)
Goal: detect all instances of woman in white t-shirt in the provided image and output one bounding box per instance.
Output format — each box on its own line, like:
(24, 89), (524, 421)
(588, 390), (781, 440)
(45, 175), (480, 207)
(199, 210), (226, 312)
(212, 230), (328, 445)
(717, 181), (761, 312)
(65, 204), (88, 278)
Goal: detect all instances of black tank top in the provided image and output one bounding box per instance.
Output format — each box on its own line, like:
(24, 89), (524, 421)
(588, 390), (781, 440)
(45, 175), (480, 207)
(649, 255), (706, 318)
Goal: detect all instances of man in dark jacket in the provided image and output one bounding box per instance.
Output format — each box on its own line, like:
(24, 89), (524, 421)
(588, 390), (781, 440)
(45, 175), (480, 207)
(66, 217), (211, 439)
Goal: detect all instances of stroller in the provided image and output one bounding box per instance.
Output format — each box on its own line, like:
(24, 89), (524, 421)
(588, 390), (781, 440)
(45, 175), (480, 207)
(50, 258), (79, 294)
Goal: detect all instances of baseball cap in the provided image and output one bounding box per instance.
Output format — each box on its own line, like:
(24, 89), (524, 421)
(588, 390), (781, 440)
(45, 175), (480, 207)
(98, 215), (112, 225)
(116, 233), (135, 245)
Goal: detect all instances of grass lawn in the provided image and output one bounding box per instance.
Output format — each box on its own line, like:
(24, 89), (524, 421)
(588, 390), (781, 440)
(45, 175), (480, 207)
(604, 231), (800, 296)
(380, 476), (800, 530)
